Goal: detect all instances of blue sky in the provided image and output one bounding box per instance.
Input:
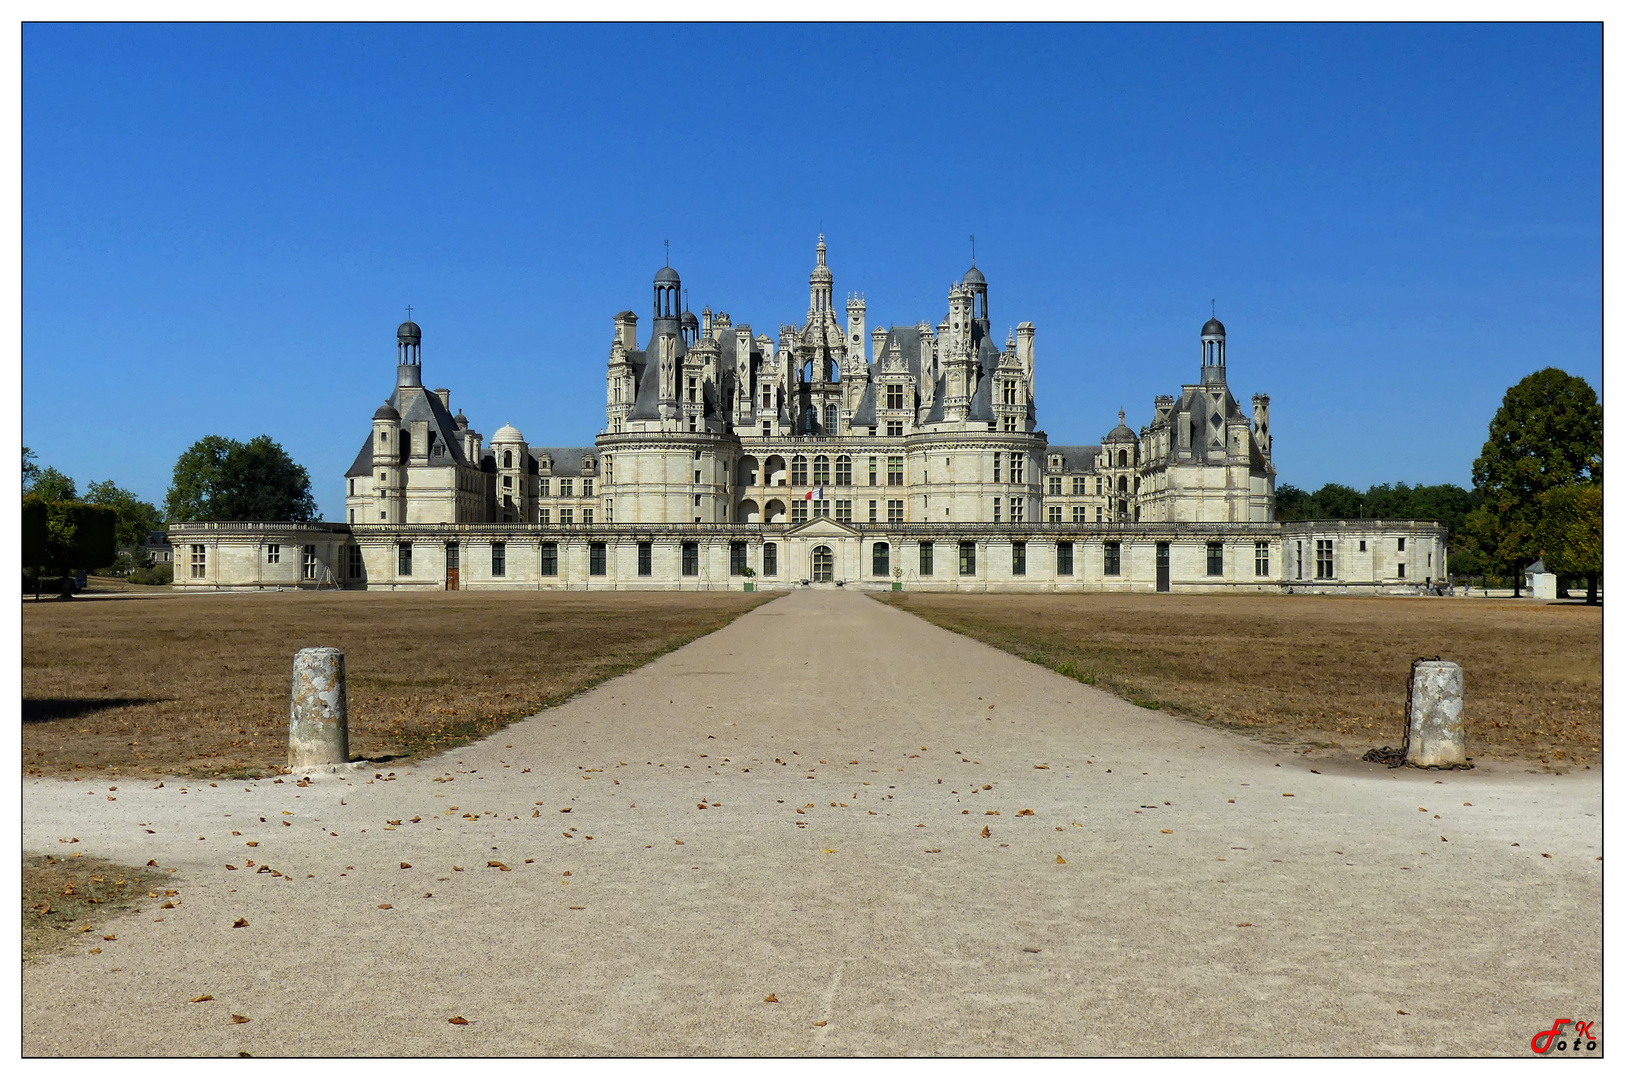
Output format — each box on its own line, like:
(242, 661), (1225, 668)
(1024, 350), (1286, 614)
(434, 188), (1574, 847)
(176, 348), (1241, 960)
(23, 23), (1601, 520)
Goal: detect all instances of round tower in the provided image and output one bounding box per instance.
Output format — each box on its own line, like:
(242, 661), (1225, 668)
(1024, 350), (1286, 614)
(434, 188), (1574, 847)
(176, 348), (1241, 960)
(808, 234), (833, 315)
(1200, 315), (1226, 388)
(372, 401), (402, 524)
(397, 317), (422, 388)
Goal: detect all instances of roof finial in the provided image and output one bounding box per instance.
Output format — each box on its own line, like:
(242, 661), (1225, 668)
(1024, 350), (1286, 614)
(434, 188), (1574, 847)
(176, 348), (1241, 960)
(1211, 298), (1215, 318)
(664, 239), (669, 267)
(1119, 407), (1125, 424)
(405, 304), (413, 320)
(970, 234), (976, 266)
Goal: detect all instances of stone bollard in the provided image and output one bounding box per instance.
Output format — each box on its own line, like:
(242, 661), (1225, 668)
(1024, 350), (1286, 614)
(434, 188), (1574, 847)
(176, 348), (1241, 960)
(1406, 660), (1466, 767)
(288, 647), (349, 771)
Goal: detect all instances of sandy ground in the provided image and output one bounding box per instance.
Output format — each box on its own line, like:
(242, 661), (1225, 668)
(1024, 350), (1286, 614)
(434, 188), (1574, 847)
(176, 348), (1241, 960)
(22, 589), (1601, 1056)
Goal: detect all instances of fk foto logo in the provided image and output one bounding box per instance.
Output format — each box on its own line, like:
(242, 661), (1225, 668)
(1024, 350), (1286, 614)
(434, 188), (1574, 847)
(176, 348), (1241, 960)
(1531, 1019), (1598, 1054)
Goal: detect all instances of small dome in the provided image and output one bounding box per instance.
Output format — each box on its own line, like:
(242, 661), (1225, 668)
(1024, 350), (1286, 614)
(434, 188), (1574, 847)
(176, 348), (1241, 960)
(654, 266), (681, 284)
(680, 310), (699, 328)
(397, 320), (421, 342)
(454, 409), (469, 430)
(492, 423), (524, 443)
(1105, 408), (1135, 442)
(373, 402), (399, 421)
(1201, 316), (1226, 337)
(962, 265), (986, 286)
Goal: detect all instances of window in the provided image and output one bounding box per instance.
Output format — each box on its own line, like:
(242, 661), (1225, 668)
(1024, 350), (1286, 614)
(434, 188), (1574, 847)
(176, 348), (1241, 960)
(886, 383), (904, 409)
(887, 456), (903, 484)
(824, 404), (838, 435)
(1254, 541), (1269, 577)
(693, 495), (701, 506)
(638, 541), (653, 576)
(763, 387), (772, 407)
(1010, 456), (1024, 484)
(539, 542), (558, 576)
(1398, 562), (1406, 578)
(190, 544), (206, 578)
(590, 542), (607, 576)
(919, 541), (934, 576)
(872, 543), (890, 577)
(993, 454), (1001, 482)
(835, 456), (852, 485)
(348, 546), (364, 579)
(868, 457), (878, 485)
(992, 497), (1001, 523)
(868, 500), (878, 523)
(1012, 542), (1026, 576)
(1104, 541), (1121, 576)
(604, 500), (612, 523)
(1095, 506), (1103, 523)
(503, 475), (513, 489)
(1048, 476), (1062, 496)
(1397, 537), (1406, 552)
(1010, 499), (1024, 523)
(582, 480), (593, 497)
(792, 456), (809, 485)
(559, 508), (574, 525)
(886, 420), (904, 437)
(539, 479), (550, 497)
(538, 508), (550, 525)
(1048, 505), (1062, 523)
(1117, 450), (1128, 468)
(348, 478), (355, 497)
(958, 541), (977, 576)
(792, 503), (808, 524)
(836, 499), (852, 523)
(1095, 476), (1103, 496)
(303, 545), (318, 579)
(730, 541), (748, 576)
(761, 421), (771, 438)
(1072, 476), (1085, 496)
(1316, 539), (1334, 579)
(887, 499), (903, 524)
(503, 450), (513, 469)
(560, 478), (573, 497)
(813, 499), (829, 518)
(1207, 542), (1224, 576)
(1003, 416), (1017, 432)
(813, 456), (830, 485)
(491, 542), (507, 577)
(1359, 540), (1367, 552)
(582, 509), (594, 525)
(763, 542), (778, 576)
(605, 457), (613, 484)
(681, 542), (699, 576)
(1072, 506), (1085, 523)
(1057, 541), (1074, 576)
(397, 542), (413, 576)
(266, 543), (280, 564)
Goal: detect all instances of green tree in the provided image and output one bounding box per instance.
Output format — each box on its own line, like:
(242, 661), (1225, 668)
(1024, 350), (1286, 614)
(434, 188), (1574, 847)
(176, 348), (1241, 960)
(1468, 368), (1602, 596)
(22, 446), (39, 492)
(1274, 484), (1321, 521)
(84, 479), (163, 552)
(1311, 483), (1364, 519)
(164, 435), (317, 522)
(31, 465), (77, 504)
(1535, 482), (1602, 604)
(22, 496), (117, 597)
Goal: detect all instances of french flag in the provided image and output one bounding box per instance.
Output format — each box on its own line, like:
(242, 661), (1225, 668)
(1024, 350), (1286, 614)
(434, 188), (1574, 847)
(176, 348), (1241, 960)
(804, 487), (824, 501)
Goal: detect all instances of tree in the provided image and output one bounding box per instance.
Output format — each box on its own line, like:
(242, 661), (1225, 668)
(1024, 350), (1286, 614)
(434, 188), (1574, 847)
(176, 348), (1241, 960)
(84, 479), (163, 552)
(22, 495), (117, 597)
(22, 446), (39, 492)
(1469, 369), (1602, 596)
(1535, 482), (1602, 603)
(164, 435), (318, 522)
(31, 465), (77, 504)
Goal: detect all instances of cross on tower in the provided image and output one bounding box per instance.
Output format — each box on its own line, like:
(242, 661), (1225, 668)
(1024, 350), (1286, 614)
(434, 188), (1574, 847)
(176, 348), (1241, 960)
(405, 304), (413, 320)
(970, 234), (976, 265)
(664, 239), (669, 267)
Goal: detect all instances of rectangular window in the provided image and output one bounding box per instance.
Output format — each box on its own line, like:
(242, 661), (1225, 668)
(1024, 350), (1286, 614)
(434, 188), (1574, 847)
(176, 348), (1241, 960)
(868, 500), (878, 523)
(559, 478), (573, 497)
(958, 541), (977, 576)
(397, 542), (412, 576)
(887, 456), (903, 485)
(1095, 506), (1103, 523)
(1095, 476), (1103, 496)
(582, 479), (593, 497)
(992, 498), (1001, 523)
(872, 543), (890, 577)
(502, 475), (512, 489)
(590, 542), (607, 576)
(763, 542), (778, 577)
(695, 470), (703, 485)
(538, 479), (550, 497)
(792, 457), (808, 485)
(761, 421), (771, 437)
(348, 545), (364, 579)
(730, 541), (748, 576)
(190, 544), (206, 578)
(538, 508), (550, 525)
(813, 499), (829, 518)
(1359, 540), (1367, 552)
(1397, 562), (1406, 579)
(1207, 541), (1224, 576)
(266, 543), (280, 564)
(836, 499), (852, 523)
(886, 420), (904, 438)
(303, 544), (317, 579)
(1254, 541), (1269, 577)
(792, 503), (808, 524)
(993, 453), (1001, 482)
(887, 499), (903, 524)
(1104, 541), (1121, 576)
(1010, 499), (1024, 523)
(1072, 476), (1085, 496)
(559, 508), (573, 525)
(605, 499), (612, 523)
(1048, 505), (1062, 523)
(919, 541), (934, 576)
(693, 494), (701, 507)
(491, 542), (507, 577)
(1012, 541), (1026, 576)
(1316, 539), (1334, 579)
(582, 509), (594, 525)
(1048, 475), (1061, 496)
(540, 542), (558, 576)
(886, 384), (903, 409)
(1003, 415), (1017, 432)
(638, 541), (652, 576)
(836, 457), (852, 485)
(1010, 455), (1024, 484)
(1398, 537), (1406, 552)
(868, 457), (878, 485)
(1072, 506), (1085, 523)
(681, 542), (699, 576)
(1057, 541), (1074, 576)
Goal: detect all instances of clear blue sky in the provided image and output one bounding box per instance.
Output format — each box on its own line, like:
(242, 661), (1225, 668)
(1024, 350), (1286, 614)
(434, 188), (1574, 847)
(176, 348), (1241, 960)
(23, 23), (1601, 520)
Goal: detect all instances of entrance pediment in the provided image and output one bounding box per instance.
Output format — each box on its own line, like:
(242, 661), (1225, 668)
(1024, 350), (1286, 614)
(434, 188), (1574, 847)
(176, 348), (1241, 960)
(785, 517), (860, 538)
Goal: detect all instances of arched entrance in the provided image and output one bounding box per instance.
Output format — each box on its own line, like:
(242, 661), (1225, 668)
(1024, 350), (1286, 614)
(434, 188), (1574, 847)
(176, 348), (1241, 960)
(812, 545), (834, 583)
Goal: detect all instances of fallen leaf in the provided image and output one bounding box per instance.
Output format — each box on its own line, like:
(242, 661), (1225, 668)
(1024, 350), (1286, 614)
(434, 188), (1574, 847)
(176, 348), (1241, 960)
(190, 995), (213, 1003)
(88, 947), (102, 954)
(1397, 1010), (1410, 1015)
(764, 994), (779, 1003)
(1282, 794), (1294, 798)
(1236, 922), (1253, 927)
(231, 1015), (250, 1024)
(1161, 829), (1173, 834)
(1017, 809), (1035, 816)
(400, 862), (412, 869)
(981, 826), (991, 838)
(378, 903), (393, 910)
(246, 841), (259, 847)
(448, 1016), (469, 1025)
(568, 906), (584, 910)
(232, 918), (248, 928)
(813, 1020), (828, 1027)
(1055, 855), (1066, 864)
(1023, 946), (1042, 953)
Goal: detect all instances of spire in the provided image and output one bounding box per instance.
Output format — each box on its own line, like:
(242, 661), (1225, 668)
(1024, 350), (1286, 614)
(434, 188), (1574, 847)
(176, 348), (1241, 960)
(816, 232), (827, 267)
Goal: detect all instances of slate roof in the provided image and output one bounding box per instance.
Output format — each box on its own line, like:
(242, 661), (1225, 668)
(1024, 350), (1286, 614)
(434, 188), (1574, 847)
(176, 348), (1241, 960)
(1047, 445), (1101, 473)
(528, 447), (595, 476)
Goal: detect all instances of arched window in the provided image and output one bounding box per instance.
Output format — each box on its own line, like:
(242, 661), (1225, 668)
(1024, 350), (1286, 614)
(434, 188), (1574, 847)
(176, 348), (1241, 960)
(503, 450), (513, 469)
(791, 455), (809, 485)
(813, 455), (830, 485)
(872, 542), (890, 577)
(824, 404), (838, 434)
(835, 455), (852, 485)
(1117, 475), (1128, 492)
(1117, 449), (1128, 468)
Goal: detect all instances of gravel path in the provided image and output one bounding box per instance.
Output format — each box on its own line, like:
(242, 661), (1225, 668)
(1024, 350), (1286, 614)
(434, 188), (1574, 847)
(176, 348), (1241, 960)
(23, 588), (1601, 1056)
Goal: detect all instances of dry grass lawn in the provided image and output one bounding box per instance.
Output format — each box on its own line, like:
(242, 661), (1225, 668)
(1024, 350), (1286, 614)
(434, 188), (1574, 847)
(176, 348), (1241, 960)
(22, 854), (166, 964)
(23, 589), (775, 779)
(878, 593), (1600, 770)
